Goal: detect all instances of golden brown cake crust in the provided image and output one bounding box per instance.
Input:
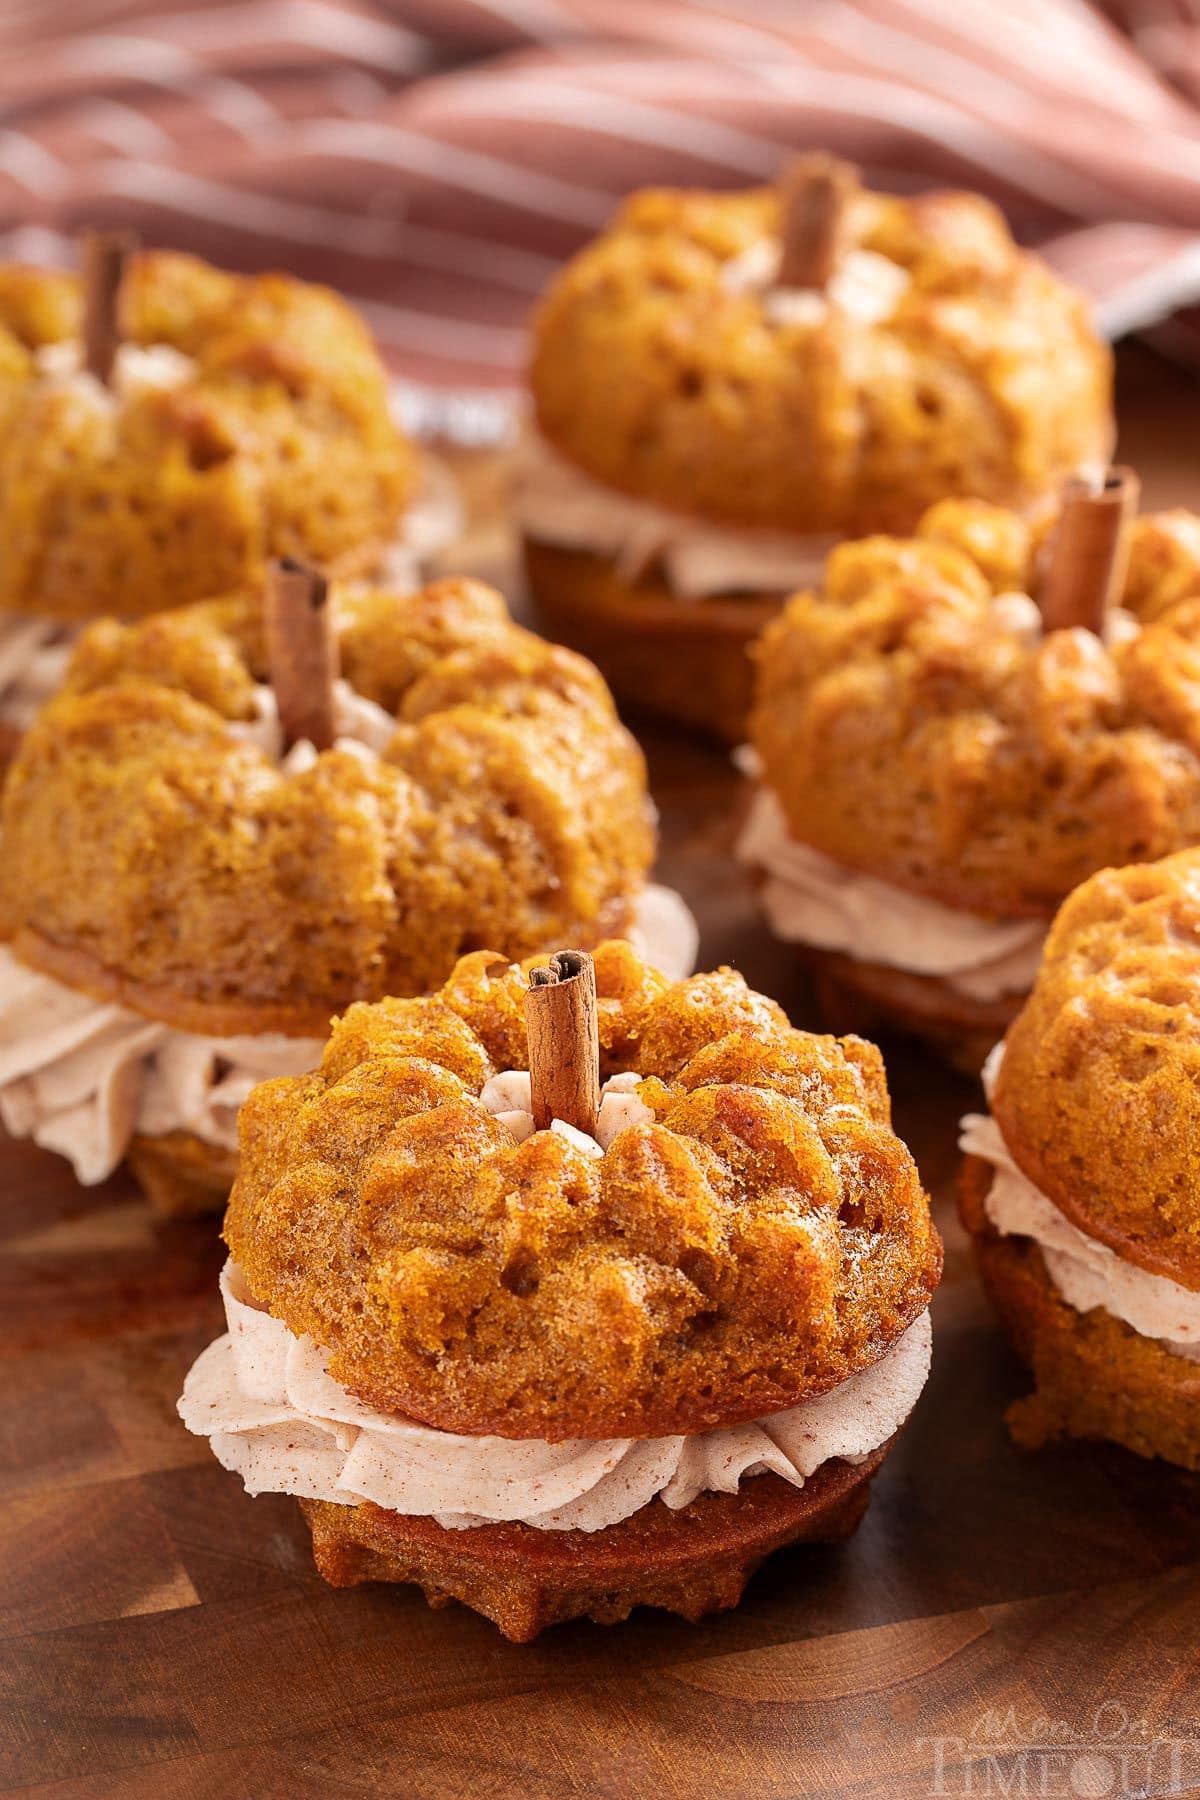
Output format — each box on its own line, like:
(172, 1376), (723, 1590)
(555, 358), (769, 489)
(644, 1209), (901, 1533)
(0, 251), (413, 621)
(0, 580), (657, 1020)
(225, 941), (941, 1441)
(750, 502), (1200, 918)
(990, 850), (1200, 1290)
(524, 539), (775, 743)
(959, 1155), (1200, 1467)
(301, 1448), (886, 1641)
(0, 264), (80, 353)
(8, 929), (343, 1040)
(530, 186), (1110, 537)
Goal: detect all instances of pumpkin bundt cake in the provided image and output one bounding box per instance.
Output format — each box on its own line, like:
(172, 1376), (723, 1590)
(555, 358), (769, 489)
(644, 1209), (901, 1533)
(739, 479), (1200, 1069)
(519, 155), (1112, 740)
(959, 850), (1200, 1467)
(0, 247), (456, 759)
(179, 943), (941, 1640)
(0, 577), (696, 1215)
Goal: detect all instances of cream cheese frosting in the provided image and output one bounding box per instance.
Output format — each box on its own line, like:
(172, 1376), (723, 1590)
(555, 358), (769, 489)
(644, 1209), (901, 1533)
(737, 785), (1047, 1003)
(0, 945), (322, 1184)
(720, 239), (912, 330)
(0, 616), (75, 736)
(479, 1067), (655, 1156)
(229, 678), (400, 765)
(960, 1047), (1200, 1360)
(179, 1259), (932, 1533)
(34, 338), (198, 405)
(513, 430), (837, 601)
(0, 668), (399, 1188)
(624, 879), (700, 982)
(0, 871), (695, 1185)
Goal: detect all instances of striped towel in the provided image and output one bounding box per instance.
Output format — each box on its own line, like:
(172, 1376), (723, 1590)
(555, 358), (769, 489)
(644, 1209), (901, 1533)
(2, 0), (1200, 424)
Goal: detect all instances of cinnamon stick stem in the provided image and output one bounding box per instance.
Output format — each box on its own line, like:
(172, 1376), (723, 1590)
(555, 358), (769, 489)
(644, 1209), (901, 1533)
(264, 558), (337, 752)
(1038, 466), (1140, 637)
(525, 949), (600, 1136)
(777, 153), (858, 291)
(81, 229), (135, 386)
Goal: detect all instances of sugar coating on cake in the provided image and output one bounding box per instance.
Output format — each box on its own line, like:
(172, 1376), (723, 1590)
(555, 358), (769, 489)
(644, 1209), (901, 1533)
(0, 251), (413, 621)
(530, 186), (1110, 538)
(0, 581), (657, 1022)
(224, 941), (941, 1441)
(750, 502), (1200, 918)
(991, 849), (1200, 1288)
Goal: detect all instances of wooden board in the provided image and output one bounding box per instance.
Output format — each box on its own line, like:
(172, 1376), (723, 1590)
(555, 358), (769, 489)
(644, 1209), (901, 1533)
(3, 348), (1200, 1800)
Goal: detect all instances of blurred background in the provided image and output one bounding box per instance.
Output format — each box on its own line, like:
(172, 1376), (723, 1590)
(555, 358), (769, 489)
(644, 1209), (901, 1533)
(3, 0), (1200, 438)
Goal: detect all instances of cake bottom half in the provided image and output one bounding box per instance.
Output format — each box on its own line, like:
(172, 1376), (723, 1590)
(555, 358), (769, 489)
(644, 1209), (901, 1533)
(960, 1154), (1200, 1469)
(524, 538), (779, 745)
(302, 1446), (892, 1642)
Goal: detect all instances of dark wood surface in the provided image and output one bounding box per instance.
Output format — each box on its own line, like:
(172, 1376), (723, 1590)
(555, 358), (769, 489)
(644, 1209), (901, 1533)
(3, 348), (1200, 1800)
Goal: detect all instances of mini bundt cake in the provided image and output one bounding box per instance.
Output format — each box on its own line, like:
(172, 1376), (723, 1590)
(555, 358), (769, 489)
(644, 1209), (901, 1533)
(0, 247), (455, 757)
(959, 850), (1200, 1467)
(519, 156), (1112, 739)
(739, 482), (1200, 1069)
(180, 943), (941, 1639)
(0, 578), (695, 1215)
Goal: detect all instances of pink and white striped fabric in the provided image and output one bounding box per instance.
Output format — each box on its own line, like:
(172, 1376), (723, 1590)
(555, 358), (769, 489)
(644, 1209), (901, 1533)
(3, 0), (1200, 413)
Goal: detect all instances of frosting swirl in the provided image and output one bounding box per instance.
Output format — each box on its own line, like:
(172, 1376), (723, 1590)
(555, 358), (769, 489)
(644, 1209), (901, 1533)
(960, 1048), (1200, 1357)
(738, 786), (1047, 1003)
(513, 431), (836, 600)
(179, 1260), (932, 1532)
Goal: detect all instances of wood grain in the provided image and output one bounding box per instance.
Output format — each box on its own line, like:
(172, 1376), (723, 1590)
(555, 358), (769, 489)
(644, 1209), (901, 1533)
(2, 346), (1200, 1800)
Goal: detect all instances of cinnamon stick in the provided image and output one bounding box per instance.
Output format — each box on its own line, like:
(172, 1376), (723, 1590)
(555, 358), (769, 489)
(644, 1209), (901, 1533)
(777, 153), (858, 291)
(525, 949), (600, 1136)
(1038, 466), (1140, 637)
(81, 229), (135, 386)
(264, 558), (337, 752)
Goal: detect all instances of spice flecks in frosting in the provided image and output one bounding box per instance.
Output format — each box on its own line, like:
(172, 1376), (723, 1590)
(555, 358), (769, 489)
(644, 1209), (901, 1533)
(0, 945), (322, 1184)
(179, 1260), (933, 1532)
